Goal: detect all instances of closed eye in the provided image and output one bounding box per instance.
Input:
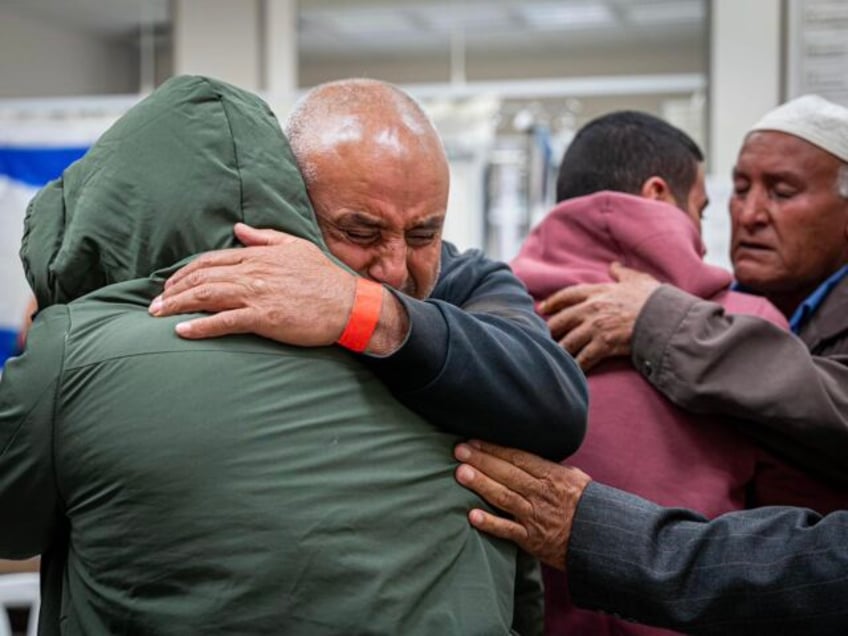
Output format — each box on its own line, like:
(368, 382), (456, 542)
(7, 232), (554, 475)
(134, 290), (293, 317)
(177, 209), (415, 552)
(732, 180), (749, 197)
(406, 231), (438, 246)
(344, 228), (381, 244)
(771, 184), (798, 199)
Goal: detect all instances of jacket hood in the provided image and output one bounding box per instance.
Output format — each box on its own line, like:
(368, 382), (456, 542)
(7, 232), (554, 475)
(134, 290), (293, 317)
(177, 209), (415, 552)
(512, 190), (732, 300)
(21, 75), (331, 309)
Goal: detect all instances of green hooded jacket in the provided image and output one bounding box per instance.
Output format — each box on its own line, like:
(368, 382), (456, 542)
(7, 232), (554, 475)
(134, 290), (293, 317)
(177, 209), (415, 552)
(1, 76), (519, 634)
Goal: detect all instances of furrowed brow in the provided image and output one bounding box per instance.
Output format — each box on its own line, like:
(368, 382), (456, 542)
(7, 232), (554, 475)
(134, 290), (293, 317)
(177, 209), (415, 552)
(339, 211), (386, 228)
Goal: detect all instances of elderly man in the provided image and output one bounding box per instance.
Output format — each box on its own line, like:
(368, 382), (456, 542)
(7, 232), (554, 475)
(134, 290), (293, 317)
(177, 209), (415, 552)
(0, 76), (580, 634)
(541, 94), (848, 484)
(150, 78), (587, 460)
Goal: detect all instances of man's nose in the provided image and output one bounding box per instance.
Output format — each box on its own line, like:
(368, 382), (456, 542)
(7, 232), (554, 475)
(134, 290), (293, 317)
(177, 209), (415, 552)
(734, 187), (768, 228)
(367, 241), (409, 290)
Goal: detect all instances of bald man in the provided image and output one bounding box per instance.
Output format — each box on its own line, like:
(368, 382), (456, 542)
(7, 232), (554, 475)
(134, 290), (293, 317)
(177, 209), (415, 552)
(151, 78), (588, 460)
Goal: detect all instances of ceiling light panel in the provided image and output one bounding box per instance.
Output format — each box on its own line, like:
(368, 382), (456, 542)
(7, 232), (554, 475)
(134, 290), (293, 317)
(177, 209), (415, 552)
(309, 7), (420, 37)
(419, 2), (513, 32)
(517, 2), (616, 30)
(626, 1), (704, 25)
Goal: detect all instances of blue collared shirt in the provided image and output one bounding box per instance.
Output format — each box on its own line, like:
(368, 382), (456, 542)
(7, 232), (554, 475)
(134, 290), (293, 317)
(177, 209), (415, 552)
(732, 264), (848, 334)
(787, 264), (848, 334)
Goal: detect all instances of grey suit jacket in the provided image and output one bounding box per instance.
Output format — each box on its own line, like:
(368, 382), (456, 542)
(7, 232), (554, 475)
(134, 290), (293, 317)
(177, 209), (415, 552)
(567, 482), (848, 635)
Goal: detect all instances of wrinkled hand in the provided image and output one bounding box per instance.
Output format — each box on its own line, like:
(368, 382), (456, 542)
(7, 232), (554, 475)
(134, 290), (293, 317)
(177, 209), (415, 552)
(539, 262), (660, 371)
(149, 223), (357, 346)
(454, 440), (591, 571)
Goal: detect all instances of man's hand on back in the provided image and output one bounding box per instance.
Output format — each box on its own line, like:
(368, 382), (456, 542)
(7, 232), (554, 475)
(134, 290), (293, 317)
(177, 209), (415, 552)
(454, 440), (591, 571)
(539, 262), (660, 371)
(149, 223), (409, 354)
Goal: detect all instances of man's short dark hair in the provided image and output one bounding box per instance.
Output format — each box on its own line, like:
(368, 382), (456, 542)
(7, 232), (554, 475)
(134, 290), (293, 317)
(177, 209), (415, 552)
(556, 110), (704, 205)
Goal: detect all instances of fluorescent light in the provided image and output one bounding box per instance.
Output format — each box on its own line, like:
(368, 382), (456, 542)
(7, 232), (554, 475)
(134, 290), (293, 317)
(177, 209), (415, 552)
(421, 3), (512, 31)
(518, 2), (615, 29)
(627, 1), (704, 25)
(309, 8), (420, 36)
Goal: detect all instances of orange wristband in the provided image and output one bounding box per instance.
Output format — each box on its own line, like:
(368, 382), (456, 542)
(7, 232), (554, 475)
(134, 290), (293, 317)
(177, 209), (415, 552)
(337, 278), (384, 352)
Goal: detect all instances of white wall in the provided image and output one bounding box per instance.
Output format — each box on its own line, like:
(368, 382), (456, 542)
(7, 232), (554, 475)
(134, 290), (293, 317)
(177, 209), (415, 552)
(173, 0), (262, 91)
(703, 0), (782, 270)
(0, 10), (137, 98)
(709, 1), (781, 178)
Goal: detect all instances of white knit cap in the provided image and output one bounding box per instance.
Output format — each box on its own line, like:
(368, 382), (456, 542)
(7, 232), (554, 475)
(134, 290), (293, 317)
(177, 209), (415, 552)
(748, 94), (848, 163)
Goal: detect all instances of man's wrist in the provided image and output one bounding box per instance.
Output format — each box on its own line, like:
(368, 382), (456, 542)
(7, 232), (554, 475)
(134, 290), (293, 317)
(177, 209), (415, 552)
(337, 278), (384, 352)
(557, 469), (592, 570)
(364, 288), (411, 356)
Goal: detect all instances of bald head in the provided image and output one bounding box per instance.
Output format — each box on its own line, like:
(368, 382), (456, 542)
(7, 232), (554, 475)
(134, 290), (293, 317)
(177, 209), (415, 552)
(284, 78), (447, 187)
(283, 79), (450, 300)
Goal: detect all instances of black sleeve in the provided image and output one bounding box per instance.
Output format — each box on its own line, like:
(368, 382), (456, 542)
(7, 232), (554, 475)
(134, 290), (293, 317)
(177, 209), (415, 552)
(361, 242), (587, 460)
(568, 482), (848, 635)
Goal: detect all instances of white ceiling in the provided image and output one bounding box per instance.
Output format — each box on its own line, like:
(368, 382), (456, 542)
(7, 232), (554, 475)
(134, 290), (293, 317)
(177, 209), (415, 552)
(0, 0), (706, 54)
(0, 0), (169, 37)
(299, 0), (706, 56)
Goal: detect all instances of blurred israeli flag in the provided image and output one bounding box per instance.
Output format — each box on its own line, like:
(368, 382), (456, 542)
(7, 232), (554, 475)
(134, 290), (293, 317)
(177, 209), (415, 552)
(0, 144), (89, 366)
(0, 107), (123, 368)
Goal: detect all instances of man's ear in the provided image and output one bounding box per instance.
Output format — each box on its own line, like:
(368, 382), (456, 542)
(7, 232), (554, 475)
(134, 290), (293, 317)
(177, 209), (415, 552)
(640, 176), (674, 203)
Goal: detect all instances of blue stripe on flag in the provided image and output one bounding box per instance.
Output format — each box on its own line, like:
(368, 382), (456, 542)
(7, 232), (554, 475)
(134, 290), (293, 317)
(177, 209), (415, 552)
(0, 146), (88, 187)
(0, 328), (18, 368)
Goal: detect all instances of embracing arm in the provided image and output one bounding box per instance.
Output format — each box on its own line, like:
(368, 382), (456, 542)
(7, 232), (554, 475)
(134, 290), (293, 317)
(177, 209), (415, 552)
(0, 308), (64, 557)
(362, 243), (588, 460)
(632, 285), (848, 484)
(569, 482), (848, 635)
(152, 229), (587, 460)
